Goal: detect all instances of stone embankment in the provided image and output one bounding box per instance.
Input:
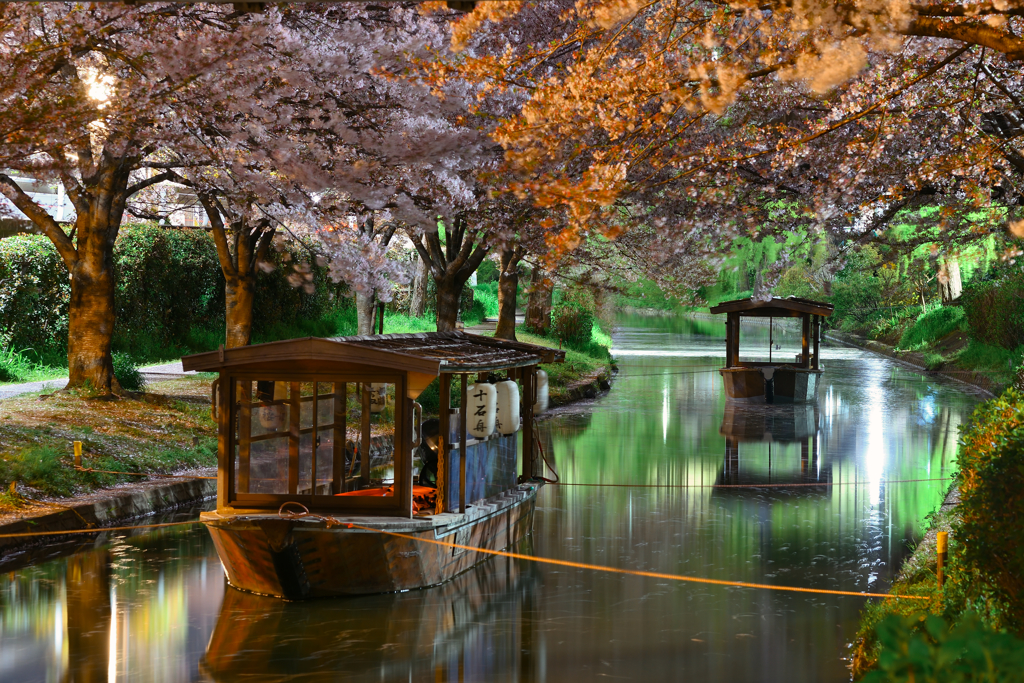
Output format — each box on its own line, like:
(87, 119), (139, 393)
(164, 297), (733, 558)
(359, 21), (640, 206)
(0, 471), (216, 557)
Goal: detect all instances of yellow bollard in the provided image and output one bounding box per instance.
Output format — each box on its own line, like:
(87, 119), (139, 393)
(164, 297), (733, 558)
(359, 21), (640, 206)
(73, 441), (82, 468)
(937, 531), (949, 588)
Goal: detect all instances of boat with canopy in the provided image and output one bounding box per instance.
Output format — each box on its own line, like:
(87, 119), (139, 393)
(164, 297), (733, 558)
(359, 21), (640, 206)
(181, 331), (564, 599)
(709, 297), (833, 403)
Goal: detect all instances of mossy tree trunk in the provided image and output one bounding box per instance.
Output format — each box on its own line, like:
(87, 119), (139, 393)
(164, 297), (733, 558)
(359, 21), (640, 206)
(0, 156), (174, 395)
(198, 194), (276, 349)
(526, 268), (554, 335)
(495, 246), (524, 340)
(408, 215), (489, 333)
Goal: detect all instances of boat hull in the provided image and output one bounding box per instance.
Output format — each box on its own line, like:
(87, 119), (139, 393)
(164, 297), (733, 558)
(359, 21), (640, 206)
(202, 484), (539, 599)
(719, 367), (822, 403)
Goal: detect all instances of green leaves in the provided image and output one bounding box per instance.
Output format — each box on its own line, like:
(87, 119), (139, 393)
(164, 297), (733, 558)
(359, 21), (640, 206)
(864, 613), (1024, 683)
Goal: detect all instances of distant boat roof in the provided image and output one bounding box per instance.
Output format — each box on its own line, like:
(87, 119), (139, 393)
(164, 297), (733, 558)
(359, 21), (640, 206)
(182, 331), (565, 375)
(708, 296), (834, 317)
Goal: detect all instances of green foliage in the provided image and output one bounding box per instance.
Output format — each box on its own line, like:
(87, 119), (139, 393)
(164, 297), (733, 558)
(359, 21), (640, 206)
(863, 613), (1024, 683)
(0, 346), (57, 383)
(112, 352), (146, 392)
(0, 236), (70, 361)
(552, 300), (594, 349)
(898, 307), (967, 350)
(774, 263), (824, 300)
(871, 307), (922, 344)
(0, 226), (352, 371)
(961, 270), (1024, 350)
(956, 397), (1024, 632)
(476, 258), (499, 283)
(472, 282), (500, 318)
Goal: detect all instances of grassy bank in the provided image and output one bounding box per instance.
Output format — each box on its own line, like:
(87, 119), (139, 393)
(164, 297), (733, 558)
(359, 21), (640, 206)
(850, 388), (1024, 680)
(0, 376), (217, 513)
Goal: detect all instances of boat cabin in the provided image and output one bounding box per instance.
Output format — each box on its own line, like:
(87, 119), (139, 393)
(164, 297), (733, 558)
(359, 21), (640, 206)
(709, 297), (834, 403)
(182, 332), (565, 518)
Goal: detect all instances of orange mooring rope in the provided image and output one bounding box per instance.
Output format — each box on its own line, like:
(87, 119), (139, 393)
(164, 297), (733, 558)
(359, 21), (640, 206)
(0, 513), (926, 601)
(342, 522), (927, 601)
(0, 521), (199, 539)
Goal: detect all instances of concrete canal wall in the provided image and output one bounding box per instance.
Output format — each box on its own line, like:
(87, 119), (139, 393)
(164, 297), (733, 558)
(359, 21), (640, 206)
(0, 472), (216, 556)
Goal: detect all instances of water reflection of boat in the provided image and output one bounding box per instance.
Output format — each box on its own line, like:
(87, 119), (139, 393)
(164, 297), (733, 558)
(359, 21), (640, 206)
(198, 551), (537, 682)
(717, 402), (831, 490)
(182, 332), (564, 599)
(709, 297), (833, 403)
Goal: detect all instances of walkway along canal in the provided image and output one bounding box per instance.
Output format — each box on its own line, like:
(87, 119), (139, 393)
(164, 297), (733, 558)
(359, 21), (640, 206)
(0, 313), (985, 682)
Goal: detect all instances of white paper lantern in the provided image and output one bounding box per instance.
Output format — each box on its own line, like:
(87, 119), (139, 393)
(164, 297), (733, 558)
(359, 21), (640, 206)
(533, 369), (549, 414)
(467, 382), (497, 439)
(494, 380), (520, 435)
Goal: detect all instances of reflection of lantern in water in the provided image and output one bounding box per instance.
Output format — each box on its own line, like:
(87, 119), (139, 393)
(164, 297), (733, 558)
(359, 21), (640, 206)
(370, 383), (389, 413)
(467, 383), (496, 438)
(494, 380), (519, 435)
(533, 370), (549, 414)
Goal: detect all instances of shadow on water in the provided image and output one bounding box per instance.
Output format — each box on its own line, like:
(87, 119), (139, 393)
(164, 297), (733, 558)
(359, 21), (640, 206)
(0, 312), (987, 682)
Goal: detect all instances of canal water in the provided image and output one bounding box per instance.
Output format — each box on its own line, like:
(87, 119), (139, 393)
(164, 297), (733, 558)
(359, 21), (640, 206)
(0, 314), (986, 682)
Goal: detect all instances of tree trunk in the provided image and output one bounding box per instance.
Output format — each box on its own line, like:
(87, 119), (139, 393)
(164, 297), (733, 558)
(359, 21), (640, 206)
(356, 291), (376, 335)
(410, 255), (428, 318)
(495, 248), (522, 340)
(67, 224), (118, 394)
(224, 273), (255, 348)
(435, 277), (462, 332)
(940, 254), (963, 303)
(526, 269), (553, 335)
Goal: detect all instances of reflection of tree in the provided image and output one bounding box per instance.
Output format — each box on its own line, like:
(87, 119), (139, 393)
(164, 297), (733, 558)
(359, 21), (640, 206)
(63, 550), (111, 683)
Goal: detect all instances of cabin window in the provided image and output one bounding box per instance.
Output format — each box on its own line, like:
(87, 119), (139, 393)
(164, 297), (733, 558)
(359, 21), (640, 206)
(229, 377), (401, 507)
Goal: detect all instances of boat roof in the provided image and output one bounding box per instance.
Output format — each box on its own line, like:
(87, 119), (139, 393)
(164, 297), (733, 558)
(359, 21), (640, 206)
(181, 331), (565, 375)
(708, 296), (833, 317)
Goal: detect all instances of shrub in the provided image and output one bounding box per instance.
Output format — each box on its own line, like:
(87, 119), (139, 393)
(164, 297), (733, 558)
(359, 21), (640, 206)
(961, 270), (1024, 349)
(472, 283), (500, 318)
(551, 300), (595, 350)
(863, 613), (1024, 682)
(956, 418), (1024, 632)
(0, 226), (352, 367)
(112, 352), (146, 392)
(897, 306), (967, 350)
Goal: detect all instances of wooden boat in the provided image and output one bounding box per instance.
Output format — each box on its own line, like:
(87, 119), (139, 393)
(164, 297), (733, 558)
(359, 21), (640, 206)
(198, 548), (537, 681)
(181, 331), (564, 599)
(709, 297), (833, 403)
(717, 401), (829, 491)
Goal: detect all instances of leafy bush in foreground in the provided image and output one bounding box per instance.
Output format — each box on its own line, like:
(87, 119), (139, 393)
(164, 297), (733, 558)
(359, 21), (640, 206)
(863, 613), (1024, 683)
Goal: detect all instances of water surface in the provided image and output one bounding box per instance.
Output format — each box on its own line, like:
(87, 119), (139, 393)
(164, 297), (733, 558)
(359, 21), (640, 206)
(0, 313), (985, 682)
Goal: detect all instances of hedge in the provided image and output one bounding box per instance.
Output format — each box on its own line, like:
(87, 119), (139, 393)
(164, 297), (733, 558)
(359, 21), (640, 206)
(0, 224), (349, 365)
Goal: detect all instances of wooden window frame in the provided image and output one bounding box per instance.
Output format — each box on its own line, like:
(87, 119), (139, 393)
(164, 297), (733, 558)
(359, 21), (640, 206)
(222, 371), (412, 515)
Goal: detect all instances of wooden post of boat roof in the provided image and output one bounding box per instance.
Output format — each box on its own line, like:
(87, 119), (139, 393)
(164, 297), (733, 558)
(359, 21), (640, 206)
(724, 313), (733, 368)
(768, 316), (773, 363)
(311, 383), (319, 493)
(801, 313), (811, 368)
(459, 374), (468, 514)
(238, 380), (251, 494)
(436, 374), (451, 514)
(399, 376), (413, 518)
(332, 382), (346, 494)
(288, 382), (300, 495)
(812, 315), (821, 370)
(522, 367), (535, 480)
(217, 372), (231, 510)
(361, 383), (372, 490)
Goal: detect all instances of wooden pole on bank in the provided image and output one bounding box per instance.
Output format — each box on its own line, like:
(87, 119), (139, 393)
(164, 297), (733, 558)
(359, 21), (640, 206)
(937, 531), (949, 588)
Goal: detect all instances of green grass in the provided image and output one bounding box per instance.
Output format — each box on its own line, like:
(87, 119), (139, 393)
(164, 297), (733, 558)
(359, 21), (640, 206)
(897, 306), (967, 350)
(382, 313), (436, 334)
(472, 283), (500, 318)
(0, 347), (66, 384)
(1, 440), (217, 499)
